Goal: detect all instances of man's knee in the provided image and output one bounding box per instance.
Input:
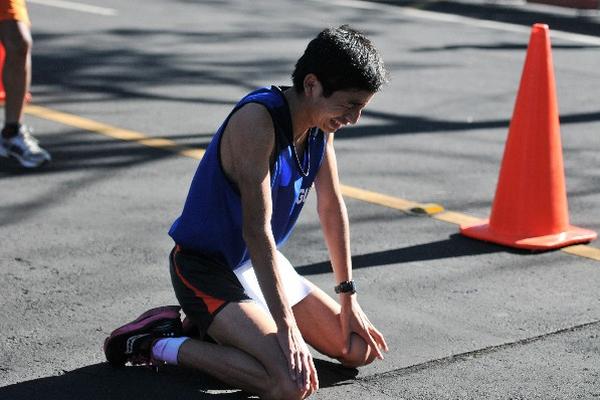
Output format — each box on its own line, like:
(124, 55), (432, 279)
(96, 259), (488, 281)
(337, 334), (377, 368)
(339, 347), (376, 368)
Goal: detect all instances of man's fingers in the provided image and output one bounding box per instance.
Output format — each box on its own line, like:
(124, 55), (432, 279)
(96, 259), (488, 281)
(295, 351), (303, 389)
(296, 351), (303, 374)
(356, 314), (386, 359)
(371, 326), (389, 352)
(363, 329), (384, 360)
(288, 349), (296, 379)
(341, 315), (351, 355)
(283, 341), (297, 381)
(302, 355), (310, 390)
(302, 354), (318, 396)
(309, 355), (319, 392)
(364, 320), (389, 353)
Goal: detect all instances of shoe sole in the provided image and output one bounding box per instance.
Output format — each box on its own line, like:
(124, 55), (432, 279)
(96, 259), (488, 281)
(0, 147), (49, 168)
(11, 152), (49, 168)
(104, 305), (181, 367)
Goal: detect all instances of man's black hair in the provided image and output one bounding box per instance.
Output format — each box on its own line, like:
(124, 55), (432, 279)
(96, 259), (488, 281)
(292, 25), (388, 97)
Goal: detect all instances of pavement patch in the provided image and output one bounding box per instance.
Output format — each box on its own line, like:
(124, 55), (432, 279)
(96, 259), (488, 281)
(360, 319), (600, 383)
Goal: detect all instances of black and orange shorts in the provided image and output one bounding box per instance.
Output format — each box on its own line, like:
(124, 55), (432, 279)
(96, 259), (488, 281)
(169, 245), (252, 338)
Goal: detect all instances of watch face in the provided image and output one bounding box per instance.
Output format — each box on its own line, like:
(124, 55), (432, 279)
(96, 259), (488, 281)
(345, 281), (356, 293)
(336, 281), (356, 294)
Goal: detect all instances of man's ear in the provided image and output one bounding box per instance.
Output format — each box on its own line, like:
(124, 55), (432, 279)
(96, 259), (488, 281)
(303, 73), (322, 97)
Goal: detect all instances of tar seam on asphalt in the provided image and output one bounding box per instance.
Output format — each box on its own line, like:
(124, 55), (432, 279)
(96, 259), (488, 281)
(358, 319), (600, 383)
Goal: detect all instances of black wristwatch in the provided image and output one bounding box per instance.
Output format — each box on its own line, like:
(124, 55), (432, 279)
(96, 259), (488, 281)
(334, 280), (356, 294)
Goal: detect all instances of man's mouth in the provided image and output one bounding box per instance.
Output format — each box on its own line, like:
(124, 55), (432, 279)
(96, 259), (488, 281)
(330, 118), (347, 130)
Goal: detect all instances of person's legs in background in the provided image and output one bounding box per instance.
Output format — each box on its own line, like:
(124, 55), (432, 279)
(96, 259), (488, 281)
(0, 1), (50, 168)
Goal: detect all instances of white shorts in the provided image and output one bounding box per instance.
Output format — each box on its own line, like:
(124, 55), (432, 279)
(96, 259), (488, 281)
(233, 251), (312, 315)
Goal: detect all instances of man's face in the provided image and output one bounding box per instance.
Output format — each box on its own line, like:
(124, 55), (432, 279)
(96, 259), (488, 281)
(313, 88), (375, 133)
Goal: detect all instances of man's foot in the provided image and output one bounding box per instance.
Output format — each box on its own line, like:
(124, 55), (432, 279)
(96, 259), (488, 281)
(0, 125), (51, 168)
(182, 316), (217, 343)
(104, 305), (183, 367)
(182, 316), (200, 337)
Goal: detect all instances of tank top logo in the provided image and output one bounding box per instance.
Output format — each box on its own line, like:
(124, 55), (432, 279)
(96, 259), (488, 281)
(296, 187), (311, 205)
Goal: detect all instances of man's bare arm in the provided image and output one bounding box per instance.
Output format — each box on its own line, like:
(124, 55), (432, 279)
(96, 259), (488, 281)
(220, 103), (318, 392)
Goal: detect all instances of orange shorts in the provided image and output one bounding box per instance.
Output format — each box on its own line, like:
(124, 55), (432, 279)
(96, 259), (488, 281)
(0, 0), (30, 25)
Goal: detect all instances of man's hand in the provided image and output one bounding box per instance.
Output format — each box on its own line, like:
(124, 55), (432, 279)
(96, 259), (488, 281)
(276, 322), (319, 396)
(340, 294), (389, 359)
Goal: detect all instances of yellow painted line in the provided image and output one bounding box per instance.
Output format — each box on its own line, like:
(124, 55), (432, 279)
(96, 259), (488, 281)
(25, 104), (205, 160)
(340, 184), (444, 215)
(432, 210), (600, 259)
(25, 104), (599, 261)
(26, 104), (441, 215)
(561, 244), (600, 261)
(431, 210), (600, 259)
(432, 210), (483, 226)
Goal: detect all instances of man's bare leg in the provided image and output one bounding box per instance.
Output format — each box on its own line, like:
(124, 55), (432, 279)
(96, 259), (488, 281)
(0, 20), (31, 124)
(177, 301), (310, 400)
(0, 19), (49, 168)
(292, 281), (377, 368)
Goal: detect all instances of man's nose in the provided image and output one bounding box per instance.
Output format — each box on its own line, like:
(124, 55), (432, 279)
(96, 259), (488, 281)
(346, 109), (362, 125)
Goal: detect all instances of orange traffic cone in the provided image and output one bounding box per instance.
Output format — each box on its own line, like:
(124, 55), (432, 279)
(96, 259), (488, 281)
(0, 43), (32, 103)
(460, 23), (597, 250)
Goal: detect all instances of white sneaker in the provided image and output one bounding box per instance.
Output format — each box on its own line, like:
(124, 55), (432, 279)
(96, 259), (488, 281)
(0, 125), (51, 168)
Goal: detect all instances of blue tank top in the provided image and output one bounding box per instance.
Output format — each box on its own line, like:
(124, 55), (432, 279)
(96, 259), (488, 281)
(169, 86), (327, 270)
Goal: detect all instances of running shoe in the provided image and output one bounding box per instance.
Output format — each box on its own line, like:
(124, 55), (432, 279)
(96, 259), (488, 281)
(0, 125), (51, 168)
(104, 305), (183, 367)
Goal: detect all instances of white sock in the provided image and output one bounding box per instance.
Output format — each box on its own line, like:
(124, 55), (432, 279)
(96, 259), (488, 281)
(151, 337), (189, 365)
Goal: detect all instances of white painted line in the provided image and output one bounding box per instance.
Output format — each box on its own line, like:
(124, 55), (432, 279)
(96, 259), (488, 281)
(28, 0), (117, 16)
(311, 0), (600, 46)
(321, 0), (383, 10)
(549, 30), (600, 46)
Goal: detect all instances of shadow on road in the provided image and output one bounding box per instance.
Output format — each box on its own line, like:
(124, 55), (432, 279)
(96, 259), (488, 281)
(0, 128), (213, 179)
(337, 109), (600, 140)
(0, 359), (356, 400)
(31, 27), (303, 107)
(297, 233), (531, 275)
(0, 128), (212, 227)
(412, 42), (594, 51)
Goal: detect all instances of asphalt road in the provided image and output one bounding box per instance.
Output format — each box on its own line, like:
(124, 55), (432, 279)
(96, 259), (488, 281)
(1, 0), (599, 398)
